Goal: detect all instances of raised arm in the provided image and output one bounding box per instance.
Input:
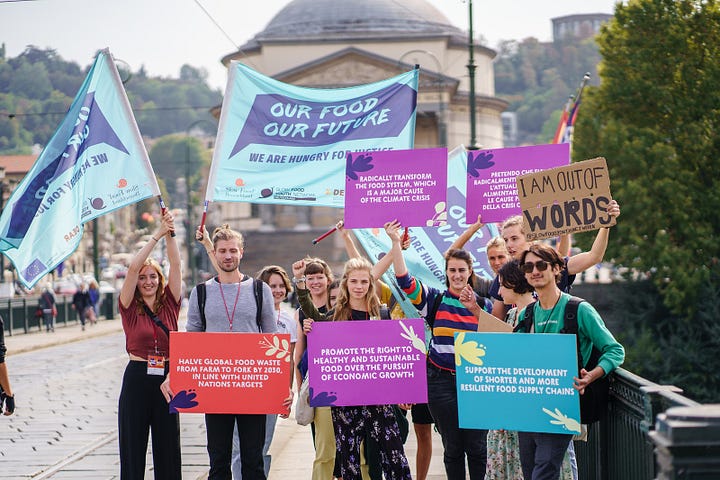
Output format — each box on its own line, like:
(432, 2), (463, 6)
(291, 260), (328, 322)
(120, 212), (174, 309)
(196, 225), (220, 274)
(557, 234), (571, 257)
(164, 212), (182, 301)
(338, 221), (363, 260)
(385, 220), (407, 277)
(447, 214), (484, 253)
(566, 200), (620, 275)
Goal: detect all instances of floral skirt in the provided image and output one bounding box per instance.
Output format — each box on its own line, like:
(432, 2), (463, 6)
(486, 429), (574, 479)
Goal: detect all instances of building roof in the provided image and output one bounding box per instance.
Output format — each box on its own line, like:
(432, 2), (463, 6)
(0, 155), (36, 176)
(242, 0), (465, 46)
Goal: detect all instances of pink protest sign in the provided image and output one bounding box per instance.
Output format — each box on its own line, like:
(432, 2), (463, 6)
(465, 144), (570, 223)
(307, 319), (428, 407)
(344, 148), (447, 229)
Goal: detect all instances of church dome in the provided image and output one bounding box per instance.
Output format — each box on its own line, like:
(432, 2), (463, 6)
(250, 0), (464, 43)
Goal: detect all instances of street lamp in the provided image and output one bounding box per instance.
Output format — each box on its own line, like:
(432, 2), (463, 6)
(399, 50), (447, 147)
(185, 119), (217, 286)
(467, 0), (478, 149)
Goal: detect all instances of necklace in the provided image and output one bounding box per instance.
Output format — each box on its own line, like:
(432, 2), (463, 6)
(219, 280), (242, 331)
(535, 291), (562, 333)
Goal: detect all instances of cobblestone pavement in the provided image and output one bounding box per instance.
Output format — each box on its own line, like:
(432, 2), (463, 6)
(2, 318), (449, 479)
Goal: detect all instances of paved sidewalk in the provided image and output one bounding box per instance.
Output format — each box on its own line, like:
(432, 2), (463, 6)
(5, 316), (450, 479)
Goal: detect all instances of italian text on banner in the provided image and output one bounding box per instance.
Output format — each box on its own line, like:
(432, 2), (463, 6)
(206, 62), (418, 208)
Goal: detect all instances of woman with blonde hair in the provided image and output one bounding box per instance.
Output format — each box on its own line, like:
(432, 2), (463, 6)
(294, 256), (412, 480)
(118, 210), (181, 479)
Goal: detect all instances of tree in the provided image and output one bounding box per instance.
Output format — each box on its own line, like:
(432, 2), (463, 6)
(149, 134), (210, 205)
(573, 0), (720, 318)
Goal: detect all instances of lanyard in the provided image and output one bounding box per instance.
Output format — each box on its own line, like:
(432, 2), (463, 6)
(219, 281), (242, 331)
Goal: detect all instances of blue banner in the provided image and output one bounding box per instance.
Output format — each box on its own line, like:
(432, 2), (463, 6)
(456, 332), (581, 434)
(0, 49), (160, 288)
(354, 146), (499, 317)
(206, 62), (418, 207)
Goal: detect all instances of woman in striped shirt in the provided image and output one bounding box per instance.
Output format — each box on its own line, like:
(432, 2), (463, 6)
(387, 220), (488, 480)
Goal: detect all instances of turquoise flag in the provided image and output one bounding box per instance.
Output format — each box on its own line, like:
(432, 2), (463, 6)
(206, 62), (418, 207)
(354, 146), (499, 318)
(0, 49), (160, 288)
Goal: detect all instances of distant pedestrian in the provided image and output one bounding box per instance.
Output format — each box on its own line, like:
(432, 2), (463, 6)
(88, 280), (101, 321)
(39, 284), (56, 333)
(118, 210), (182, 480)
(72, 284), (91, 331)
(0, 315), (15, 415)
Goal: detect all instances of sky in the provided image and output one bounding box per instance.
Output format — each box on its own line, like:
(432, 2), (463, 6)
(0, 0), (619, 91)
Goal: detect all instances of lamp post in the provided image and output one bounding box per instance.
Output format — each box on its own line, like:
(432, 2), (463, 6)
(399, 50), (447, 147)
(467, 0), (478, 149)
(185, 119), (216, 286)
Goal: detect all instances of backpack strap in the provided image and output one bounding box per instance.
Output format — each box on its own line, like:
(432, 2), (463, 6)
(514, 301), (537, 333)
(253, 277), (263, 332)
(196, 282), (207, 332)
(560, 295), (585, 372)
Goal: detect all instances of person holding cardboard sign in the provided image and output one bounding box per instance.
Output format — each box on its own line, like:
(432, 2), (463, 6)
(388, 219), (489, 480)
(490, 199), (620, 319)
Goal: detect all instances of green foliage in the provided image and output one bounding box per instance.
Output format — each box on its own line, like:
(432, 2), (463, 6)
(0, 46), (221, 153)
(494, 37), (602, 144)
(149, 135), (211, 207)
(573, 0), (720, 318)
(616, 268), (720, 403)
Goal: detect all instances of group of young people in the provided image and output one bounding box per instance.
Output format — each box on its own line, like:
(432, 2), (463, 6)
(115, 198), (624, 480)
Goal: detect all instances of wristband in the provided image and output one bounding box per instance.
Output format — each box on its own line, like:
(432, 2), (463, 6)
(292, 277), (306, 285)
(152, 236), (160, 242)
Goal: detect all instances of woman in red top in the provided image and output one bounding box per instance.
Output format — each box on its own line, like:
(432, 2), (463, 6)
(118, 210), (182, 480)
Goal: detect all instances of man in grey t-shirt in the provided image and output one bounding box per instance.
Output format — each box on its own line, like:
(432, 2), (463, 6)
(164, 225), (287, 480)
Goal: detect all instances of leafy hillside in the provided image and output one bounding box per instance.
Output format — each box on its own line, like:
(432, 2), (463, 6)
(0, 45), (220, 153)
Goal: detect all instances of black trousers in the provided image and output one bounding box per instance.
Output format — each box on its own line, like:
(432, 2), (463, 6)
(118, 360), (181, 480)
(205, 413), (266, 480)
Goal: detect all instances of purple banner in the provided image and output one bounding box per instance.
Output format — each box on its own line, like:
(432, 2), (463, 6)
(344, 148), (447, 229)
(307, 319), (428, 407)
(466, 144), (569, 223)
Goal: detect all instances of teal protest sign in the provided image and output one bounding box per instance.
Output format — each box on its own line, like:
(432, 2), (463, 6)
(455, 332), (581, 435)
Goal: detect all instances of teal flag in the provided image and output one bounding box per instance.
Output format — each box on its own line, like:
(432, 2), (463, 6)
(206, 62), (418, 207)
(0, 49), (160, 288)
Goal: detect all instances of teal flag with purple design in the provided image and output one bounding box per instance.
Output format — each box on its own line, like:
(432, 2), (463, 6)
(0, 49), (160, 288)
(206, 62), (418, 207)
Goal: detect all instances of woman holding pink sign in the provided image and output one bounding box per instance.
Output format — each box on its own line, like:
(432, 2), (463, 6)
(294, 256), (412, 480)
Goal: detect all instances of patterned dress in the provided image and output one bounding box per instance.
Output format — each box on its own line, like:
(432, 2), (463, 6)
(485, 307), (574, 480)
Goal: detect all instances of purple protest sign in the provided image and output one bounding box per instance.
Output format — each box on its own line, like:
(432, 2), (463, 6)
(465, 143), (569, 223)
(344, 148), (447, 229)
(307, 319), (428, 407)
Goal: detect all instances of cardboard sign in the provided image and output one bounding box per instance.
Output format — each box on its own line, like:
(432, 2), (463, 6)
(168, 332), (291, 414)
(477, 308), (513, 333)
(344, 148), (448, 229)
(465, 144), (570, 223)
(456, 332), (581, 434)
(307, 319), (428, 406)
(517, 157), (615, 240)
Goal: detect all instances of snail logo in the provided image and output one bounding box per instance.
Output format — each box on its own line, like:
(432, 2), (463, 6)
(89, 197), (106, 210)
(116, 178), (128, 188)
(235, 178), (245, 187)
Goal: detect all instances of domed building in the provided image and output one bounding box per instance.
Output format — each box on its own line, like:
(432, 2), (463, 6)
(207, 0), (507, 273)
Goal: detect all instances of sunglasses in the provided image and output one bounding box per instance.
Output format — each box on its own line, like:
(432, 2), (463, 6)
(520, 260), (550, 274)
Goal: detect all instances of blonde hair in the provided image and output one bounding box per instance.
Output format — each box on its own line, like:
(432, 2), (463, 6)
(134, 258), (167, 314)
(332, 257), (380, 321)
(212, 224), (244, 250)
(485, 235), (507, 252)
(501, 215), (525, 235)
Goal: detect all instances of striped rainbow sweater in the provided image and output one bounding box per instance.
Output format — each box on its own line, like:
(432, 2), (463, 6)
(396, 273), (479, 372)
